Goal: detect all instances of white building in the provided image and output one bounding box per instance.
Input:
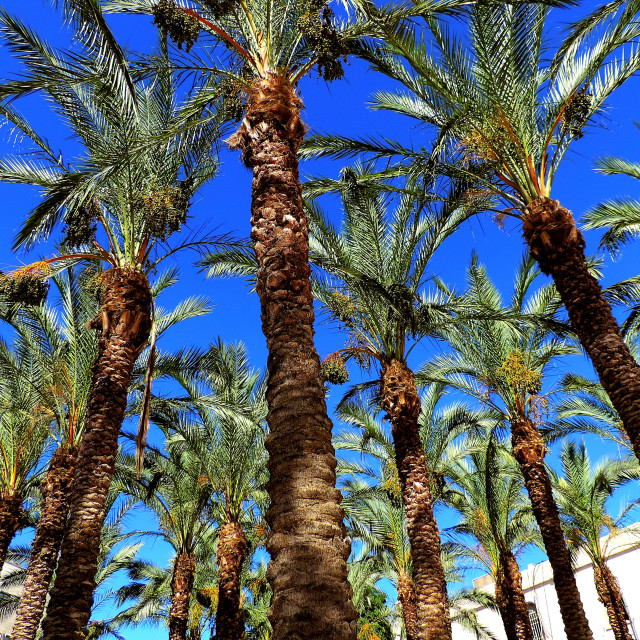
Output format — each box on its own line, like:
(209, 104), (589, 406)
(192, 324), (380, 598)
(453, 527), (640, 640)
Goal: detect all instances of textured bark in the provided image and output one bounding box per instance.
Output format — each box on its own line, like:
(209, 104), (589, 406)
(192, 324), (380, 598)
(228, 73), (357, 640)
(0, 489), (23, 569)
(40, 267), (152, 640)
(12, 445), (77, 640)
(594, 562), (632, 640)
(523, 197), (640, 462)
(215, 522), (247, 640)
(380, 360), (451, 640)
(494, 550), (534, 640)
(397, 572), (418, 640)
(170, 552), (197, 640)
(511, 417), (593, 640)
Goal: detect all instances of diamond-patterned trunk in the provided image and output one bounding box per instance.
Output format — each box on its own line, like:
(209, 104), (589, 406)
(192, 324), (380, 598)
(495, 549), (534, 640)
(227, 73), (357, 640)
(593, 562), (633, 640)
(169, 552), (197, 640)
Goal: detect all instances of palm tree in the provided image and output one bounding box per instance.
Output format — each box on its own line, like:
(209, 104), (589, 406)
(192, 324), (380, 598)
(102, 1), (365, 634)
(445, 440), (538, 640)
(0, 8), (221, 636)
(552, 441), (640, 640)
(0, 269), (98, 640)
(303, 0), (640, 464)
(163, 339), (269, 640)
(300, 171), (489, 639)
(420, 257), (594, 640)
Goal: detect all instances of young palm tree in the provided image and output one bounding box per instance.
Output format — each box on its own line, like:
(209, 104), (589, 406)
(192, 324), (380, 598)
(303, 1), (640, 463)
(552, 441), (640, 640)
(0, 9), (221, 637)
(445, 440), (538, 640)
(420, 257), (594, 640)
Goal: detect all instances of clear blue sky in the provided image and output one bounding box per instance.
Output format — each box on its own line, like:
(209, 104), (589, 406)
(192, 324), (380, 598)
(1, 0), (640, 636)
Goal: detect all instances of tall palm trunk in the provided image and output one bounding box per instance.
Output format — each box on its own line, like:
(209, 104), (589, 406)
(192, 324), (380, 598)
(523, 197), (640, 462)
(228, 73), (357, 640)
(12, 445), (77, 640)
(396, 571), (418, 640)
(40, 267), (152, 640)
(215, 521), (247, 640)
(510, 416), (593, 640)
(495, 550), (534, 640)
(0, 488), (22, 569)
(379, 360), (452, 640)
(169, 552), (196, 640)
(594, 562), (633, 640)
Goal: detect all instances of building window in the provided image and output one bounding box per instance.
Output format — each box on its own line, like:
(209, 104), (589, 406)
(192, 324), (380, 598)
(528, 603), (545, 640)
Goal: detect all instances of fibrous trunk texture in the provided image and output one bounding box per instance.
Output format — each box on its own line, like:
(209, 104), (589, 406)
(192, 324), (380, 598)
(215, 521), (247, 640)
(523, 197), (640, 462)
(494, 550), (534, 640)
(380, 360), (451, 640)
(228, 74), (357, 640)
(40, 268), (152, 640)
(397, 572), (418, 640)
(169, 552), (197, 640)
(594, 562), (632, 640)
(0, 489), (23, 569)
(511, 417), (593, 640)
(12, 445), (77, 640)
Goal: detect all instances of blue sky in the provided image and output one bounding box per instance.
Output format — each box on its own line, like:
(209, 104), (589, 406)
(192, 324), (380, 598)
(1, 0), (640, 636)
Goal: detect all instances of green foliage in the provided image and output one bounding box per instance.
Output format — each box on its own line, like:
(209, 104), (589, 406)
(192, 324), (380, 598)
(357, 586), (393, 639)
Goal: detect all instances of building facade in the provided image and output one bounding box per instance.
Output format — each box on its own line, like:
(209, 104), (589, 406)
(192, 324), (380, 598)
(452, 527), (640, 640)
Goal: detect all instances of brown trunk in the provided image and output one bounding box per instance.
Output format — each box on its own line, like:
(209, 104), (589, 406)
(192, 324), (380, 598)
(494, 550), (534, 640)
(12, 445), (77, 640)
(215, 522), (247, 640)
(594, 562), (632, 640)
(0, 489), (22, 570)
(228, 73), (357, 640)
(170, 552), (197, 640)
(40, 267), (152, 640)
(380, 360), (451, 640)
(523, 197), (640, 462)
(397, 571), (418, 640)
(511, 416), (593, 640)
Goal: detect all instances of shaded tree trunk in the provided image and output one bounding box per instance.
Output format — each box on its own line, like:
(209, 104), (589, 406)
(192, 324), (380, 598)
(594, 562), (633, 640)
(0, 488), (22, 569)
(397, 571), (418, 640)
(380, 360), (452, 640)
(228, 73), (357, 640)
(495, 550), (534, 640)
(511, 416), (593, 640)
(170, 552), (197, 640)
(215, 522), (247, 640)
(12, 445), (77, 640)
(523, 197), (640, 462)
(40, 267), (152, 640)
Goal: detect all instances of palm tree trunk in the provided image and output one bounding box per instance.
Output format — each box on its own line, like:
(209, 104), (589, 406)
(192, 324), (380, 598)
(12, 445), (77, 640)
(40, 267), (152, 640)
(594, 562), (632, 640)
(227, 73), (357, 640)
(380, 359), (452, 640)
(523, 197), (640, 462)
(215, 521), (247, 640)
(495, 550), (534, 640)
(397, 571), (418, 640)
(0, 488), (22, 569)
(170, 552), (197, 640)
(510, 416), (593, 640)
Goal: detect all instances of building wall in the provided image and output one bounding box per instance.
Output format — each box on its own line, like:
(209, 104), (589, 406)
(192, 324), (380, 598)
(452, 527), (640, 640)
